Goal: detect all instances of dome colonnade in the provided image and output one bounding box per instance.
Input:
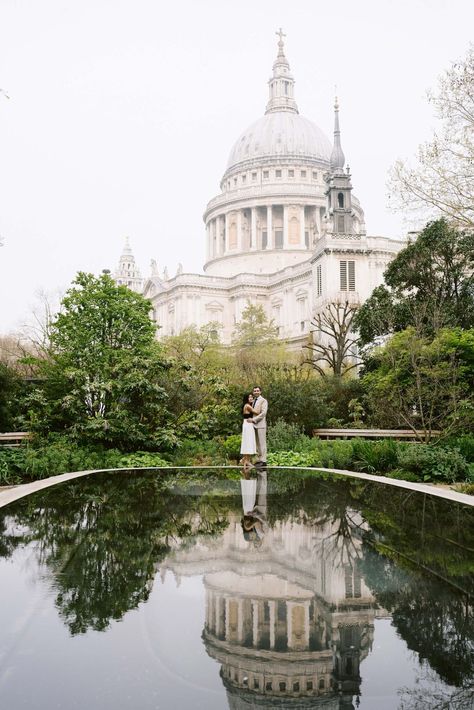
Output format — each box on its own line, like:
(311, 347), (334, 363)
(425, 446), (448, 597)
(203, 29), (363, 278)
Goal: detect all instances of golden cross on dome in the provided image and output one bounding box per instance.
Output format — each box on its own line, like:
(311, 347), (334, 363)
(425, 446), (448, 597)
(276, 28), (286, 44)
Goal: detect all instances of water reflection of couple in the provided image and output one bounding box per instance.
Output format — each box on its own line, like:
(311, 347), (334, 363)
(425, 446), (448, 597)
(239, 386), (268, 468)
(240, 468), (268, 545)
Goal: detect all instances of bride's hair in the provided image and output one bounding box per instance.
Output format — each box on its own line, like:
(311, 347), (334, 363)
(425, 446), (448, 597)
(242, 393), (252, 407)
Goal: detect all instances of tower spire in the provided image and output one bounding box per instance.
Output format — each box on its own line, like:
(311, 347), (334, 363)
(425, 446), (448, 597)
(113, 237), (143, 293)
(265, 29), (298, 115)
(330, 96), (345, 173)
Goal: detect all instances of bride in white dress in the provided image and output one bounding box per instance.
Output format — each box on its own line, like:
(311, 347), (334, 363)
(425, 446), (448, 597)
(240, 393), (258, 467)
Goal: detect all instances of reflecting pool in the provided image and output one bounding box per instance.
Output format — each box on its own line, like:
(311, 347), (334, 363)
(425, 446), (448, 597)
(0, 468), (473, 709)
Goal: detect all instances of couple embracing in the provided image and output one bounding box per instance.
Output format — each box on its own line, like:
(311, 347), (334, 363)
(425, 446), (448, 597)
(240, 386), (268, 468)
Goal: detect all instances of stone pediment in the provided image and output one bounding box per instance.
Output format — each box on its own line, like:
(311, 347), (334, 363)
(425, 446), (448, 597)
(205, 300), (224, 311)
(142, 277), (163, 298)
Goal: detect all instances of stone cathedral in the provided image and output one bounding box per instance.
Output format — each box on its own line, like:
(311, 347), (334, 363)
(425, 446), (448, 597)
(114, 32), (405, 346)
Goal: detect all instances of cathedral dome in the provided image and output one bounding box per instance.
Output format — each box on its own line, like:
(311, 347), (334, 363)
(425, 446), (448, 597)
(226, 111), (332, 173)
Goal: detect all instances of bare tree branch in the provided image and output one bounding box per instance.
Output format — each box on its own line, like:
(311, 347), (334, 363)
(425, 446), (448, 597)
(304, 301), (361, 376)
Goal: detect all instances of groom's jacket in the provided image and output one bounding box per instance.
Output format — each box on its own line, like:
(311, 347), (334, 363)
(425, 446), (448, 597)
(252, 397), (268, 429)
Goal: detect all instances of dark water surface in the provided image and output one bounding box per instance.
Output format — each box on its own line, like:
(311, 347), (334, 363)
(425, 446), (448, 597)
(0, 468), (473, 709)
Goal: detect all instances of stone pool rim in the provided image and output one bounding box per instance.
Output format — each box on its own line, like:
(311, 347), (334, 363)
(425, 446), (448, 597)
(0, 465), (473, 509)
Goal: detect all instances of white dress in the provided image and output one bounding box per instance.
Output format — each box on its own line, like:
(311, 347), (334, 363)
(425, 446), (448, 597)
(240, 478), (257, 514)
(240, 417), (257, 455)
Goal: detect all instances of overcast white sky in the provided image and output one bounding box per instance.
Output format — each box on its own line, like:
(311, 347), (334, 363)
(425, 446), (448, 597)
(0, 0), (473, 333)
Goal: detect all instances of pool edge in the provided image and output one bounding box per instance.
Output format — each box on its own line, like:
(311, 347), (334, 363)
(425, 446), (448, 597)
(0, 465), (473, 509)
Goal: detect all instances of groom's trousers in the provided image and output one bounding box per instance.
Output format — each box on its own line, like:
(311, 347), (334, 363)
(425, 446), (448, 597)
(255, 428), (267, 462)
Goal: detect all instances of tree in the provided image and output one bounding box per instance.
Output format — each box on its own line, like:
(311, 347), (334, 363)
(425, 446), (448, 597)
(253, 364), (330, 433)
(304, 301), (360, 376)
(362, 327), (474, 439)
(354, 220), (474, 345)
(388, 46), (474, 228)
(161, 324), (237, 440)
(233, 301), (279, 348)
(232, 300), (290, 382)
(28, 272), (173, 450)
(0, 363), (21, 431)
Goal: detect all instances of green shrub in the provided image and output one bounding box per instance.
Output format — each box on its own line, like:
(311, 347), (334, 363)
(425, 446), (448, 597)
(118, 452), (169, 468)
(267, 451), (319, 467)
(324, 441), (354, 469)
(454, 482), (474, 495)
(0, 436), (123, 482)
(306, 440), (354, 469)
(0, 447), (27, 482)
(170, 438), (227, 466)
(398, 444), (469, 483)
(267, 420), (308, 452)
(352, 439), (399, 474)
(23, 438), (122, 479)
(222, 434), (242, 461)
(0, 458), (22, 485)
(443, 435), (474, 463)
(326, 417), (344, 428)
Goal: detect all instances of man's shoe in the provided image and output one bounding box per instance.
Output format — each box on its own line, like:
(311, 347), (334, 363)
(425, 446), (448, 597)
(255, 461), (267, 467)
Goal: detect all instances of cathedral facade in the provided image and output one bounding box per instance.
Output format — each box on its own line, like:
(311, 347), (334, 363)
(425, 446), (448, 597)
(114, 33), (405, 346)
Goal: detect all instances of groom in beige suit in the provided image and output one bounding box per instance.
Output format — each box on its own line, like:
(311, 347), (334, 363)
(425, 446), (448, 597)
(250, 386), (268, 466)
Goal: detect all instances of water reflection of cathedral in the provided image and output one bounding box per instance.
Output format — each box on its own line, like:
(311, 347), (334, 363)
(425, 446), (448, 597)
(160, 474), (378, 708)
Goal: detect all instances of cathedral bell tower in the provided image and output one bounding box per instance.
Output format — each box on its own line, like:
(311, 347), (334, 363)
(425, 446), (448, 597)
(324, 99), (359, 236)
(113, 237), (143, 293)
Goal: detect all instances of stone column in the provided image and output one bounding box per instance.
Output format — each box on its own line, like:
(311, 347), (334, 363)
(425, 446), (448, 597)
(251, 207), (257, 250)
(303, 600), (310, 649)
(237, 599), (244, 644)
(225, 597), (230, 641)
(175, 297), (180, 332)
(208, 591), (215, 632)
(206, 591), (212, 629)
(251, 600), (260, 647)
(194, 295), (201, 328)
(267, 205), (273, 249)
(287, 601), (311, 650)
(206, 223), (211, 260)
(224, 213), (229, 253)
(286, 600), (293, 648)
(300, 205), (306, 247)
(215, 217), (221, 256)
(237, 209), (242, 252)
(269, 600), (276, 650)
(315, 206), (322, 238)
(215, 595), (222, 637)
(283, 204), (289, 248)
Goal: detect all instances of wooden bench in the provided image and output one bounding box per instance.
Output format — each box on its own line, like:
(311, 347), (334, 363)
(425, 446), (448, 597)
(0, 432), (32, 447)
(313, 428), (441, 440)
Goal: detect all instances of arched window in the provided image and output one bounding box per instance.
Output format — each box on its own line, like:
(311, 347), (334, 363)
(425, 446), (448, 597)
(338, 192), (344, 208)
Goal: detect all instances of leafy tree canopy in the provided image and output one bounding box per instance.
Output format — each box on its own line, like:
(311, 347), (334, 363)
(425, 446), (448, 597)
(27, 272), (173, 450)
(233, 301), (279, 348)
(355, 220), (474, 344)
(361, 327), (474, 438)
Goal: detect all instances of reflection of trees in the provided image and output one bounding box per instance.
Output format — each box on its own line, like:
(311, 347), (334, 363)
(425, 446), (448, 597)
(361, 545), (474, 686)
(0, 466), (473, 695)
(399, 673), (474, 710)
(355, 484), (474, 594)
(307, 484), (366, 570)
(0, 472), (230, 635)
(355, 484), (474, 689)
